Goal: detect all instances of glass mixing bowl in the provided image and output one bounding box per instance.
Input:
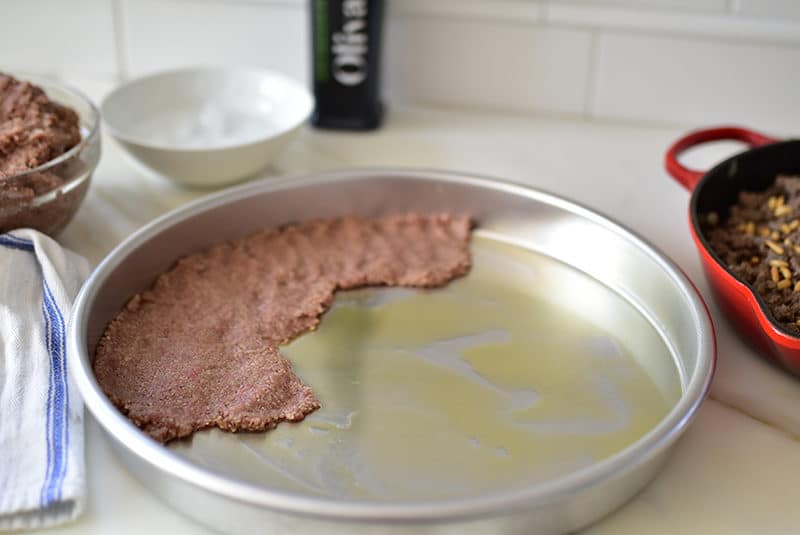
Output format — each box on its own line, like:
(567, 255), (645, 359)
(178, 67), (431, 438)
(0, 76), (101, 236)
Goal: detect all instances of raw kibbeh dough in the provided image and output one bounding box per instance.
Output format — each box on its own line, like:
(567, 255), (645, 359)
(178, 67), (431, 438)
(704, 175), (800, 334)
(94, 213), (473, 443)
(0, 73), (81, 201)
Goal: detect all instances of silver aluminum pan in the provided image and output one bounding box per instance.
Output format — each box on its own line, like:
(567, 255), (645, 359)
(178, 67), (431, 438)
(68, 169), (715, 534)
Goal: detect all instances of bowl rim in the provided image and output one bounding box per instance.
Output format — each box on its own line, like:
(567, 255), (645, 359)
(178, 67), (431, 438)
(99, 65), (314, 153)
(4, 74), (101, 192)
(69, 168), (716, 523)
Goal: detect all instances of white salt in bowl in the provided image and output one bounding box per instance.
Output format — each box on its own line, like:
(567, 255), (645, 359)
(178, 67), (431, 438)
(101, 67), (313, 188)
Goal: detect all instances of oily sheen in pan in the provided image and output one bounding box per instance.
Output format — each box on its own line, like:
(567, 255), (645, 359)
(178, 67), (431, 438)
(94, 213), (472, 442)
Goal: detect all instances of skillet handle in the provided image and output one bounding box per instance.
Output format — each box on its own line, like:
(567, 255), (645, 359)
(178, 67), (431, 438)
(665, 126), (777, 191)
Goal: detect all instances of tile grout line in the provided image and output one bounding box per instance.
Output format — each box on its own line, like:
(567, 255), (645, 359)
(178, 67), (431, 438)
(184, 0), (303, 6)
(541, 18), (800, 50)
(111, 0), (130, 81)
(582, 30), (600, 120)
(708, 393), (800, 443)
(391, 99), (696, 132)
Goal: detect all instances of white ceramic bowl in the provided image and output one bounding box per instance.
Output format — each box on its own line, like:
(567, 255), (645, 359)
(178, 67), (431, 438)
(101, 67), (313, 188)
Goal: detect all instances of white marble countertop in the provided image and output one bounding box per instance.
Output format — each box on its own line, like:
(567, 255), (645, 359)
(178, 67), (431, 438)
(35, 79), (800, 534)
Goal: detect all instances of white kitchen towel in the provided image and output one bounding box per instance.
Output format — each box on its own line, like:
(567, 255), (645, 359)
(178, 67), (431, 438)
(0, 230), (90, 530)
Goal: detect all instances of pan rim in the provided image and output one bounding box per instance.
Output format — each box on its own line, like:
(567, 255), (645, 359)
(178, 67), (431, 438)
(69, 167), (715, 522)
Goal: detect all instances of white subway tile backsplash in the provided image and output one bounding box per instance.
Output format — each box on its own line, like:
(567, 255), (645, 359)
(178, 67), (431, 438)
(122, 0), (309, 83)
(390, 0), (543, 22)
(591, 32), (800, 133)
(2, 0), (798, 130)
(547, 3), (800, 44)
(548, 0), (727, 14)
(0, 0), (117, 80)
(385, 19), (593, 115)
(734, 0), (800, 20)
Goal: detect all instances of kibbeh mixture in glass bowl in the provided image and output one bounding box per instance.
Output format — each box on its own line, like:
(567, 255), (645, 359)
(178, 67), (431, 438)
(0, 73), (100, 236)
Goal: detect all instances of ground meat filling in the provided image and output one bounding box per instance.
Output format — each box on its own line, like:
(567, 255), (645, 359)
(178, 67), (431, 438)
(94, 213), (473, 443)
(704, 175), (800, 334)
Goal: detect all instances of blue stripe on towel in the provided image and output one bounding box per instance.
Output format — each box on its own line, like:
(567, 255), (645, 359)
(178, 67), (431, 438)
(0, 233), (70, 506)
(42, 279), (69, 502)
(39, 292), (55, 507)
(0, 234), (34, 252)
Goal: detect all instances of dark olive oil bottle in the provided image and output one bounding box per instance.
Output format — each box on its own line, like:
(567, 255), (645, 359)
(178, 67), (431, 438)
(310, 0), (384, 130)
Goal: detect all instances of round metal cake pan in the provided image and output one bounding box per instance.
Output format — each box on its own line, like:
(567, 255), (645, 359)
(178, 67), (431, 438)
(68, 169), (715, 534)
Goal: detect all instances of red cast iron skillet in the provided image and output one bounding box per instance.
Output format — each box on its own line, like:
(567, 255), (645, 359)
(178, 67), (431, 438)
(665, 126), (800, 376)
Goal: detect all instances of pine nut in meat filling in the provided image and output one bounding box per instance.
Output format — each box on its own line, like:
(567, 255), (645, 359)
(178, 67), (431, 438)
(766, 240), (785, 255)
(771, 266), (781, 283)
(775, 205), (793, 217)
